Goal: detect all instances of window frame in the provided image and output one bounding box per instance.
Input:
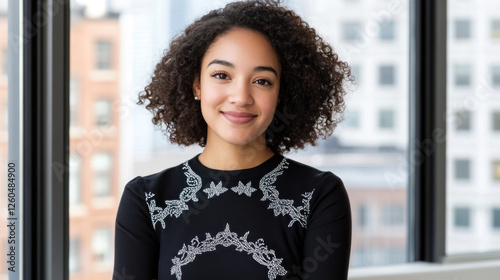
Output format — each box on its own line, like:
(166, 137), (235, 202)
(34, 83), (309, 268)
(11, 0), (500, 280)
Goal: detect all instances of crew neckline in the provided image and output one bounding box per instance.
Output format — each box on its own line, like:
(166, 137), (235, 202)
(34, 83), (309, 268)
(188, 153), (284, 180)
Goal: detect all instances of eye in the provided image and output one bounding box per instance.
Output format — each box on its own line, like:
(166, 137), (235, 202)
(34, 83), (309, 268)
(211, 71), (230, 80)
(254, 78), (272, 86)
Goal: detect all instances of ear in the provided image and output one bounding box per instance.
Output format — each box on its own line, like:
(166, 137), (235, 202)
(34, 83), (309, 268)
(193, 76), (201, 99)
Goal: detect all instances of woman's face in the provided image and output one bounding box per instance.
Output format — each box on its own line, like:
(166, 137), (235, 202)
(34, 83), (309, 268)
(193, 28), (281, 149)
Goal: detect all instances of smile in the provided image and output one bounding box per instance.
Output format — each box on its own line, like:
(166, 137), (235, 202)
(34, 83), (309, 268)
(221, 111), (257, 124)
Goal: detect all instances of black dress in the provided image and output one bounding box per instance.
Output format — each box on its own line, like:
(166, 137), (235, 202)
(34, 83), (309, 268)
(114, 153), (351, 280)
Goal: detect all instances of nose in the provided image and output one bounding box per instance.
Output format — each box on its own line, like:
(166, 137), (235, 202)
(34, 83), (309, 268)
(228, 80), (254, 106)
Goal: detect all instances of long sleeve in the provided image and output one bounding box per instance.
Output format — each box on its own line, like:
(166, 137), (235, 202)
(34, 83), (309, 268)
(300, 172), (352, 280)
(114, 176), (159, 280)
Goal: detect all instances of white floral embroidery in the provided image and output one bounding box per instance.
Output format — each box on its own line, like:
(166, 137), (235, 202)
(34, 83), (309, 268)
(203, 181), (228, 198)
(171, 224), (287, 280)
(145, 162), (202, 229)
(231, 181), (257, 197)
(259, 159), (315, 228)
(145, 159), (315, 229)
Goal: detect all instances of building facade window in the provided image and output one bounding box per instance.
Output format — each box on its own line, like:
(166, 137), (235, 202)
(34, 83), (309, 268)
(342, 21), (362, 41)
(492, 65), (500, 87)
(92, 227), (113, 263)
(379, 65), (395, 85)
(492, 112), (500, 131)
(69, 239), (81, 273)
(454, 64), (471, 86)
(454, 207), (471, 228)
(351, 64), (361, 85)
(492, 20), (500, 40)
(493, 161), (500, 181)
(94, 99), (112, 127)
(454, 19), (471, 39)
(379, 20), (395, 40)
(69, 154), (82, 205)
(91, 152), (113, 197)
(454, 110), (471, 131)
(345, 110), (360, 129)
(454, 159), (471, 180)
(492, 208), (500, 229)
(382, 203), (405, 226)
(358, 204), (369, 228)
(95, 40), (112, 70)
(378, 109), (395, 129)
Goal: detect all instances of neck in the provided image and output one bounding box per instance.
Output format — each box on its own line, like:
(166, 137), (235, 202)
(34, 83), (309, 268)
(198, 136), (275, 170)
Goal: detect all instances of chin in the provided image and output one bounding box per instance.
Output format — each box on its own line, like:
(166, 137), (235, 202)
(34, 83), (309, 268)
(222, 134), (262, 147)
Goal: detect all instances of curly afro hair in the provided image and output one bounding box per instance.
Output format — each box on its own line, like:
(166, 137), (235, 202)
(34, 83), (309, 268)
(138, 0), (352, 155)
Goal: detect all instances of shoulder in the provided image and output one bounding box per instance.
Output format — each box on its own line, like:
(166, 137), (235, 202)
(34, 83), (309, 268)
(282, 156), (344, 188)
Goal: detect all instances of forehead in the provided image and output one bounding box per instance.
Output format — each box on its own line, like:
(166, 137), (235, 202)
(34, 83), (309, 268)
(201, 28), (281, 73)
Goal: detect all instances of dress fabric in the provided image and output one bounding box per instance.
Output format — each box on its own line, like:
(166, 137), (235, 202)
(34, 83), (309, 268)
(113, 154), (352, 280)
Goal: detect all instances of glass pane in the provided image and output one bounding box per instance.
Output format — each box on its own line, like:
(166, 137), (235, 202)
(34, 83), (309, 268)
(293, 0), (409, 268)
(447, 0), (500, 255)
(70, 1), (121, 278)
(0, 1), (7, 278)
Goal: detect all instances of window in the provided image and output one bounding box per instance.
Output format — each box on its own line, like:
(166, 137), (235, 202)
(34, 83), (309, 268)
(94, 99), (112, 126)
(345, 110), (360, 129)
(69, 239), (81, 273)
(379, 65), (395, 85)
(454, 19), (471, 39)
(493, 209), (500, 229)
(358, 203), (369, 228)
(447, 1), (500, 255)
(454, 207), (471, 228)
(13, 0), (498, 279)
(69, 154), (82, 205)
(492, 20), (500, 40)
(92, 227), (112, 263)
(70, 77), (79, 127)
(342, 21), (362, 41)
(351, 64), (361, 85)
(91, 152), (113, 197)
(454, 159), (471, 180)
(382, 203), (405, 226)
(454, 110), (471, 131)
(492, 65), (500, 87)
(380, 20), (395, 40)
(492, 112), (500, 131)
(379, 109), (395, 129)
(493, 161), (500, 181)
(95, 40), (112, 70)
(454, 64), (471, 86)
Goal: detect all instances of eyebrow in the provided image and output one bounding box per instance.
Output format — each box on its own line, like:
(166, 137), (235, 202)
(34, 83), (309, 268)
(207, 59), (278, 77)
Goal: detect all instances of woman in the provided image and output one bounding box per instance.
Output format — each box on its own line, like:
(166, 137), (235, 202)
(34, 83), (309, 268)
(114, 1), (352, 279)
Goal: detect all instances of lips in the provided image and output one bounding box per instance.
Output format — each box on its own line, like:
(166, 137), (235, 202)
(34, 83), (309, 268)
(221, 111), (257, 124)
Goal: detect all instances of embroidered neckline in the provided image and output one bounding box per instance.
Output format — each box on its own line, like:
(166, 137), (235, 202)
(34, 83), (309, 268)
(145, 158), (315, 229)
(171, 223), (287, 280)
